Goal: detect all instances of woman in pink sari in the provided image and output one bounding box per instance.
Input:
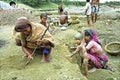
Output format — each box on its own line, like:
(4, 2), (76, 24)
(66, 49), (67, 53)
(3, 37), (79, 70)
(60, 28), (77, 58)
(84, 29), (111, 70)
(66, 29), (113, 72)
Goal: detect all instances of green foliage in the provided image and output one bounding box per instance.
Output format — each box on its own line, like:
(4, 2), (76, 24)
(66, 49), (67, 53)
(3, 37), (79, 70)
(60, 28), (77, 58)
(21, 0), (42, 7)
(104, 1), (120, 6)
(19, 0), (86, 8)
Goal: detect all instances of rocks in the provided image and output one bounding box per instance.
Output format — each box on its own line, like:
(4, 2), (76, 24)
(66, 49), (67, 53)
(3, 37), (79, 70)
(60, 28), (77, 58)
(0, 9), (37, 25)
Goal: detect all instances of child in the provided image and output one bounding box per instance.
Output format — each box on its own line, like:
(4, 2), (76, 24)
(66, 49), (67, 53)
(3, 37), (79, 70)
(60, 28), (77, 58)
(68, 32), (82, 52)
(85, 0), (91, 26)
(66, 29), (112, 72)
(74, 31), (83, 45)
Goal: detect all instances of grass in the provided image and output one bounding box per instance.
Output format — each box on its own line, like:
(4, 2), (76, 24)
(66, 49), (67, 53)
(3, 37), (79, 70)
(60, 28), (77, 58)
(35, 2), (58, 10)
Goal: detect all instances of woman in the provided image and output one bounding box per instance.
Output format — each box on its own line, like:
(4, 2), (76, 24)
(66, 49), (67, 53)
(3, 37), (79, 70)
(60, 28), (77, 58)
(66, 29), (112, 72)
(84, 29), (108, 70)
(14, 17), (54, 62)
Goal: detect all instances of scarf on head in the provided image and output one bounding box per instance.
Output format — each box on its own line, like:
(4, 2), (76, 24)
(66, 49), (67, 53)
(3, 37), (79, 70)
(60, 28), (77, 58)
(85, 29), (100, 44)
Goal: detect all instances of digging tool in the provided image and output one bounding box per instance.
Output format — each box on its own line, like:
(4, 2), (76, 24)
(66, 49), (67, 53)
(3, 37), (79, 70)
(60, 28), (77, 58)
(25, 22), (50, 66)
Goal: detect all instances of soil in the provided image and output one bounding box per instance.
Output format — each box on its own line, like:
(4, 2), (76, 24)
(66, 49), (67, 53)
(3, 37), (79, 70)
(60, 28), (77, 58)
(0, 5), (120, 80)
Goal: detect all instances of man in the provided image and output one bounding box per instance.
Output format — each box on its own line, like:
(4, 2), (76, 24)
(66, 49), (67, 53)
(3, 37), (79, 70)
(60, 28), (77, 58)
(58, 3), (63, 15)
(59, 11), (68, 30)
(39, 13), (54, 34)
(91, 0), (100, 24)
(14, 17), (54, 62)
(40, 13), (48, 27)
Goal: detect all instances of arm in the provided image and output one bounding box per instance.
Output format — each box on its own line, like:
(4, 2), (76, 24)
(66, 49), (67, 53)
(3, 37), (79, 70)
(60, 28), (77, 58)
(20, 33), (33, 59)
(67, 39), (85, 57)
(22, 46), (33, 59)
(85, 41), (93, 51)
(69, 28), (86, 57)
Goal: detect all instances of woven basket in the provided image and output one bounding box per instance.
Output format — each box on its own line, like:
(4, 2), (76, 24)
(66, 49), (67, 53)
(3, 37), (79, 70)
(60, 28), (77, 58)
(105, 42), (120, 56)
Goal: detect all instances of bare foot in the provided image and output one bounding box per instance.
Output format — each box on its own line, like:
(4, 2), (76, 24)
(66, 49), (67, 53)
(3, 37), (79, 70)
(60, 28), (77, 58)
(41, 59), (46, 62)
(45, 56), (50, 62)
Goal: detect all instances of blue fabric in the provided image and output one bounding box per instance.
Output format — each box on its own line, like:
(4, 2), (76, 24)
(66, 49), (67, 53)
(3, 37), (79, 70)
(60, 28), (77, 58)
(44, 48), (50, 55)
(92, 5), (99, 14)
(36, 45), (50, 55)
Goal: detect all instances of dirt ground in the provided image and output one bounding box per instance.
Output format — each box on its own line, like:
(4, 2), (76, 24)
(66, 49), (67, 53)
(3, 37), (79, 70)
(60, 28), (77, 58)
(0, 6), (120, 80)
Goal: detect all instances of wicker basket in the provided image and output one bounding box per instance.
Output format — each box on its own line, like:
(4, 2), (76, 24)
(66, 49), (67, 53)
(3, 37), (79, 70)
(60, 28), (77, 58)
(105, 42), (120, 56)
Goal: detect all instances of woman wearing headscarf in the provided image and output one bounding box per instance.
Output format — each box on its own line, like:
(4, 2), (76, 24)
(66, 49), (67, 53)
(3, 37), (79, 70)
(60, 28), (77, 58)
(14, 17), (54, 62)
(66, 29), (112, 72)
(84, 29), (108, 70)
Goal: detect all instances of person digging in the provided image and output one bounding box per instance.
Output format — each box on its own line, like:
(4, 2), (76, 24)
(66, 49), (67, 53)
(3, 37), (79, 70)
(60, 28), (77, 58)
(14, 17), (55, 62)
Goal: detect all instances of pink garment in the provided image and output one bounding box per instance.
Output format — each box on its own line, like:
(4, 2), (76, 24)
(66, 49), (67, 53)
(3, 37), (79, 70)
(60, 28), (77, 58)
(86, 40), (108, 68)
(92, 30), (99, 43)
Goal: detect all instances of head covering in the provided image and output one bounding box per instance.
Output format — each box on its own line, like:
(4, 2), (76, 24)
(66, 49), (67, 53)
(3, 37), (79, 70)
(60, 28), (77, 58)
(92, 30), (99, 43)
(84, 29), (93, 38)
(84, 29), (101, 45)
(15, 17), (31, 32)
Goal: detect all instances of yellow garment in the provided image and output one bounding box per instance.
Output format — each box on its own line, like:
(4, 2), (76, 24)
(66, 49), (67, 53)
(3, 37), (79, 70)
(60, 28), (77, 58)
(20, 22), (54, 49)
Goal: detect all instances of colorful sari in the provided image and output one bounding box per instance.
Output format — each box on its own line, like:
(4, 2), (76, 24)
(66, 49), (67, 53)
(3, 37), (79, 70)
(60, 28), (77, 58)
(85, 29), (108, 68)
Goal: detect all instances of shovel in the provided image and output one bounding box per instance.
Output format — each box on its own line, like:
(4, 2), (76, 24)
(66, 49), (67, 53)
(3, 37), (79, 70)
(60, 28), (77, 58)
(25, 22), (50, 66)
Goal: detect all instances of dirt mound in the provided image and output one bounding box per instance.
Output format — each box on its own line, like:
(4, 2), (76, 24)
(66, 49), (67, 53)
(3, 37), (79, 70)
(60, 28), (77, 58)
(98, 12), (120, 20)
(0, 9), (38, 25)
(0, 6), (120, 80)
(0, 26), (87, 80)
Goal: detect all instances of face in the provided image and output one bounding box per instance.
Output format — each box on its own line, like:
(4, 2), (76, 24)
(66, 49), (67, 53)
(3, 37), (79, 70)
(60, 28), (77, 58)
(84, 36), (91, 42)
(21, 26), (31, 36)
(75, 40), (81, 45)
(41, 16), (47, 23)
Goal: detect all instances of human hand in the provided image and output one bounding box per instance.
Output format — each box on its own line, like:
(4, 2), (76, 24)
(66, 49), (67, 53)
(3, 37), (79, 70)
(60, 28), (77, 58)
(27, 54), (33, 59)
(76, 45), (82, 52)
(37, 40), (43, 45)
(75, 40), (81, 45)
